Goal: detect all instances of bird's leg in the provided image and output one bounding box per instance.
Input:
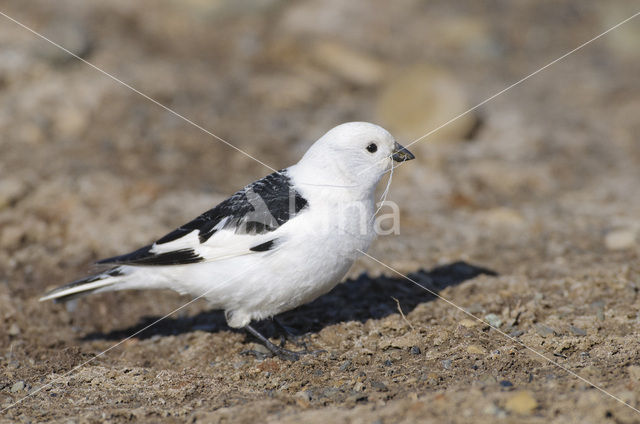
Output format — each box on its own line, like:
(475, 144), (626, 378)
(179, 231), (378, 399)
(273, 318), (309, 349)
(241, 324), (323, 361)
(242, 324), (301, 361)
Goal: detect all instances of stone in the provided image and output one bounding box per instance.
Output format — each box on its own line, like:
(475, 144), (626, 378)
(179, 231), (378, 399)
(599, 3), (640, 58)
(484, 403), (507, 418)
(479, 375), (497, 385)
(569, 325), (587, 337)
(484, 314), (503, 328)
(294, 389), (311, 408)
(8, 323), (20, 336)
(435, 17), (493, 56)
(535, 324), (556, 338)
(375, 65), (477, 144)
(381, 332), (420, 349)
(0, 179), (28, 210)
(311, 41), (386, 87)
(504, 391), (538, 415)
(10, 381), (25, 393)
(0, 227), (24, 249)
(460, 319), (478, 328)
(33, 20), (92, 63)
(295, 390), (312, 402)
(370, 380), (388, 392)
(250, 343), (271, 356)
(339, 360), (352, 372)
(467, 345), (487, 355)
(590, 300), (606, 323)
(605, 228), (637, 250)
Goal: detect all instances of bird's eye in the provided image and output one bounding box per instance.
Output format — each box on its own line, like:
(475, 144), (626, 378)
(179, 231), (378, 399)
(366, 143), (377, 153)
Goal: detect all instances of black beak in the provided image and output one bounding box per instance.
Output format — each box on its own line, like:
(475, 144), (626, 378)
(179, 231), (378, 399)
(392, 142), (415, 162)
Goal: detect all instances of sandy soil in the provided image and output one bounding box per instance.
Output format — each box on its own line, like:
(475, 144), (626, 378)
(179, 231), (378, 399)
(1, 0), (640, 422)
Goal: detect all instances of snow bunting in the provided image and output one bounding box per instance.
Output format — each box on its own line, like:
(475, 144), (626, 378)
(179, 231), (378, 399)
(40, 122), (415, 359)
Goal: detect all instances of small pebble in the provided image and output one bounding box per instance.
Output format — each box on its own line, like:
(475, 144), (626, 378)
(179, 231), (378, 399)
(312, 41), (385, 87)
(339, 360), (352, 371)
(484, 403), (507, 418)
(499, 380), (513, 388)
(370, 380), (388, 392)
(410, 346), (421, 355)
(295, 390), (312, 402)
(252, 344), (271, 355)
(8, 324), (20, 336)
(591, 301), (606, 322)
(442, 359), (452, 369)
(484, 314), (502, 328)
(459, 319), (478, 328)
(353, 381), (365, 392)
(504, 391), (538, 414)
(535, 324), (556, 337)
(605, 228), (637, 250)
(425, 373), (439, 384)
(467, 345), (487, 355)
(11, 381), (25, 393)
(375, 64), (477, 142)
(479, 374), (497, 385)
(569, 325), (587, 336)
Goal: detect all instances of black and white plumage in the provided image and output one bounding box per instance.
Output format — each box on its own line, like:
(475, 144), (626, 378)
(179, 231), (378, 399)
(40, 122), (414, 359)
(94, 171), (308, 267)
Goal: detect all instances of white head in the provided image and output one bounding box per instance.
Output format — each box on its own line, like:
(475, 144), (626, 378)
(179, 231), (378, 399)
(294, 122), (414, 190)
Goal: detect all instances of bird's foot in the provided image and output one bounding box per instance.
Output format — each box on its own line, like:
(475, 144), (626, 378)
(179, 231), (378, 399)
(241, 345), (324, 362)
(274, 319), (311, 349)
(243, 324), (324, 361)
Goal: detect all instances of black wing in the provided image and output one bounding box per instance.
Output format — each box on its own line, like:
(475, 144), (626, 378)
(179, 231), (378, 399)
(97, 170), (308, 266)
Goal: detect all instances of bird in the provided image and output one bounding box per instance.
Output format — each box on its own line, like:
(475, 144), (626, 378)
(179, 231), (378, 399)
(40, 122), (415, 360)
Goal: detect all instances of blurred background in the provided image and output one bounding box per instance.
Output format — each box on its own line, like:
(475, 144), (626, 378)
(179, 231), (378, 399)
(1, 0), (639, 422)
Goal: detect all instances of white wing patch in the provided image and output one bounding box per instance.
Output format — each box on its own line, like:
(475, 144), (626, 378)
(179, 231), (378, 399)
(150, 227), (278, 264)
(199, 229), (277, 261)
(150, 230), (201, 254)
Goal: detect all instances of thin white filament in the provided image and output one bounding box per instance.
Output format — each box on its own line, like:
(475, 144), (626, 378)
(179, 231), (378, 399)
(372, 160), (396, 221)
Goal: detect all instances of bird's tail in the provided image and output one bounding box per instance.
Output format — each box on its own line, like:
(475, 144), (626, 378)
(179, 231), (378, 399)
(39, 267), (128, 303)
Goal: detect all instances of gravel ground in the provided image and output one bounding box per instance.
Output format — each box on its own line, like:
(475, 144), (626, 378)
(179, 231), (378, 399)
(1, 0), (640, 423)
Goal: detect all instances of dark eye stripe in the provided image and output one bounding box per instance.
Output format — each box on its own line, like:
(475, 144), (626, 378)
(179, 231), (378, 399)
(367, 143), (377, 153)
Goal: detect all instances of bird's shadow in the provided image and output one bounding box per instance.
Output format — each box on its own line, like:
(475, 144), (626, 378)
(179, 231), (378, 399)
(82, 261), (497, 342)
